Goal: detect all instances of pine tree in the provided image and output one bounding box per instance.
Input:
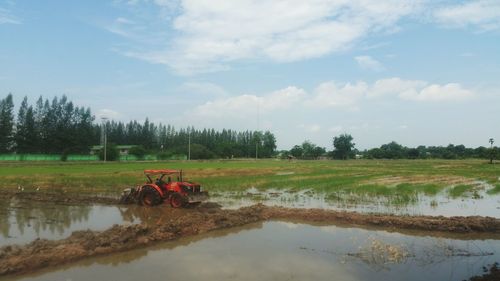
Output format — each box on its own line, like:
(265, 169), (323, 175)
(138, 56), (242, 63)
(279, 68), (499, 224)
(0, 94), (15, 153)
(15, 96), (29, 153)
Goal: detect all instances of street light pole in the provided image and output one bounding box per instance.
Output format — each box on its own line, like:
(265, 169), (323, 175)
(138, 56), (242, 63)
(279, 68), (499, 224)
(256, 98), (260, 160)
(489, 138), (495, 164)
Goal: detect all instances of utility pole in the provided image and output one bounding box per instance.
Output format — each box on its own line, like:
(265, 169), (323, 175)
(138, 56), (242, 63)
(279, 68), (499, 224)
(188, 127), (191, 161)
(256, 98), (260, 160)
(101, 117), (108, 162)
(255, 140), (258, 160)
(489, 138), (495, 164)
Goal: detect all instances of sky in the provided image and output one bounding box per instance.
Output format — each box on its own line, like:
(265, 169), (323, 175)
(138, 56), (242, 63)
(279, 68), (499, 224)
(0, 0), (499, 150)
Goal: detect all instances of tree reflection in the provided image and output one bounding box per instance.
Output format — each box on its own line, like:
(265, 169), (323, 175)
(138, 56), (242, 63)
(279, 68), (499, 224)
(0, 198), (92, 243)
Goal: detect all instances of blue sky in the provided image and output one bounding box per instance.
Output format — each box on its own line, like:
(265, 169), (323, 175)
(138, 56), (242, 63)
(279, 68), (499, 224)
(1, 0), (499, 150)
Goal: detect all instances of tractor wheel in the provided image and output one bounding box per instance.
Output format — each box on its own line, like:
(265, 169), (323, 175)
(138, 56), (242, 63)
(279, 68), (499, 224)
(170, 193), (187, 208)
(139, 186), (162, 206)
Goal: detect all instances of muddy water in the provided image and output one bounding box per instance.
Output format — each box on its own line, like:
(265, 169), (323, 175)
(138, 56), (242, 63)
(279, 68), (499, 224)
(210, 186), (500, 218)
(0, 199), (143, 247)
(5, 221), (499, 281)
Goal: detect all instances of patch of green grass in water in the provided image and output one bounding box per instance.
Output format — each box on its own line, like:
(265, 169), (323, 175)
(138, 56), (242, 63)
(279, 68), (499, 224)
(448, 184), (474, 198)
(394, 183), (441, 196)
(487, 184), (500, 195)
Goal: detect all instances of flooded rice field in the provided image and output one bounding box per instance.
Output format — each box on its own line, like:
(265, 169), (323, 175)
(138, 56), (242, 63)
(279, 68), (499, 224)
(3, 221), (499, 281)
(210, 184), (500, 218)
(0, 199), (142, 247)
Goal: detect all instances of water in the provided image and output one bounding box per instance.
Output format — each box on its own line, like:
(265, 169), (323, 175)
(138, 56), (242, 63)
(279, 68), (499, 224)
(0, 198), (142, 247)
(210, 185), (500, 218)
(6, 221), (500, 281)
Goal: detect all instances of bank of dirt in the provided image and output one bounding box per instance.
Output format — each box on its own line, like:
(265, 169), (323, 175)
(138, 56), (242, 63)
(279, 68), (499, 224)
(1, 202), (500, 277)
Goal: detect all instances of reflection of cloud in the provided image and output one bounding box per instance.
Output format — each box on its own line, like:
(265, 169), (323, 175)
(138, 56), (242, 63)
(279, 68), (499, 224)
(277, 221), (301, 229)
(147, 247), (354, 281)
(319, 225), (338, 234)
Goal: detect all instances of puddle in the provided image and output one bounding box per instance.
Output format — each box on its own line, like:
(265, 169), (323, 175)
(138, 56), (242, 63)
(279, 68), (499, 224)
(0, 199), (143, 247)
(6, 221), (499, 281)
(209, 185), (500, 218)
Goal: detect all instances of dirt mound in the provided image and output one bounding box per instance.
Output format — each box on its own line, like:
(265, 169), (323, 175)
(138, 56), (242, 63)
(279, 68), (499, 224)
(263, 207), (500, 233)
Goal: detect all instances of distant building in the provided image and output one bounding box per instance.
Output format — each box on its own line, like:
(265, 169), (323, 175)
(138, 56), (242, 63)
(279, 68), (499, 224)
(90, 145), (137, 156)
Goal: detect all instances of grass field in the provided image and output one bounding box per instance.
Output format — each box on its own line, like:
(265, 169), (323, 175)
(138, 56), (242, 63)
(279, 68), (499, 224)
(0, 159), (498, 198)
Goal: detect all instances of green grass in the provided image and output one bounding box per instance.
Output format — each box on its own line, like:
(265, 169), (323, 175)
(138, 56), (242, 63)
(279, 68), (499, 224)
(448, 184), (474, 198)
(0, 159), (498, 201)
(487, 184), (500, 195)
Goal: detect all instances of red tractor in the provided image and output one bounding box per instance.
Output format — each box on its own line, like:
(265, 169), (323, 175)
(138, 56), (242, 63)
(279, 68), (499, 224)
(120, 169), (208, 207)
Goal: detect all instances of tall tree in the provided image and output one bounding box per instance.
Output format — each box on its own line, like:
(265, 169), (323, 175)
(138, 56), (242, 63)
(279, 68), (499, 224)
(0, 94), (15, 153)
(332, 134), (355, 160)
(15, 96), (37, 153)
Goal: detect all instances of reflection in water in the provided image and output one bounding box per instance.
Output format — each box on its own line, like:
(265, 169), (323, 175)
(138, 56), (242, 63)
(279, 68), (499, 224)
(210, 185), (500, 218)
(5, 221), (500, 281)
(0, 199), (142, 247)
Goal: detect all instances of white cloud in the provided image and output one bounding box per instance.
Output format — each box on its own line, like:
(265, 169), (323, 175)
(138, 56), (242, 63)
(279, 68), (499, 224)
(328, 126), (343, 133)
(193, 86), (307, 119)
(309, 124), (321, 133)
(0, 7), (20, 24)
(107, 1), (500, 75)
(369, 77), (427, 98)
(307, 81), (367, 109)
(355, 55), (385, 71)
(399, 125), (408, 130)
(114, 0), (423, 74)
(177, 81), (228, 98)
(97, 109), (122, 119)
(434, 0), (500, 31)
(191, 78), (475, 122)
(399, 83), (475, 102)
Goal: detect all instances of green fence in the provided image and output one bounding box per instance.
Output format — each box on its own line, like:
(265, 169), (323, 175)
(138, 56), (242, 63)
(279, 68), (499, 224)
(0, 154), (187, 162)
(0, 154), (62, 161)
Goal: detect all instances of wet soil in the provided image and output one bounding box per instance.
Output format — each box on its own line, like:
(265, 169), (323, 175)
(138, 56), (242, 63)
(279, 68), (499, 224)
(0, 191), (118, 205)
(1, 201), (500, 277)
(469, 263), (500, 281)
(263, 206), (500, 233)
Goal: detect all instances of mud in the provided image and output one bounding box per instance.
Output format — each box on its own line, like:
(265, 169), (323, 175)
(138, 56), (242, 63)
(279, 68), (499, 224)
(0, 191), (118, 205)
(469, 263), (500, 281)
(1, 203), (500, 277)
(263, 206), (500, 233)
(364, 175), (478, 186)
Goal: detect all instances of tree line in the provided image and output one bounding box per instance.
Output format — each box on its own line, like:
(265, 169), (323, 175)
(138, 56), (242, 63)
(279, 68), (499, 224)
(362, 141), (499, 160)
(0, 94), (276, 159)
(1, 93), (496, 161)
(0, 94), (95, 154)
(284, 135), (498, 161)
(104, 120), (276, 159)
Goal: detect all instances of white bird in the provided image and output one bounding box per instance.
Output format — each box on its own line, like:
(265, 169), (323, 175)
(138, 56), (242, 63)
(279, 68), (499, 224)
(36, 186), (40, 191)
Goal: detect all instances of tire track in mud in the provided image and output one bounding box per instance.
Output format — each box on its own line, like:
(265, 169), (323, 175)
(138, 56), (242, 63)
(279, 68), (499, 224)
(1, 203), (500, 277)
